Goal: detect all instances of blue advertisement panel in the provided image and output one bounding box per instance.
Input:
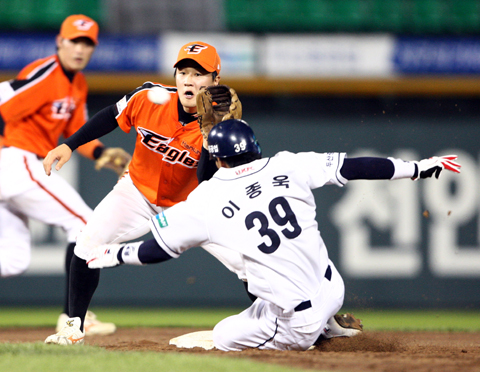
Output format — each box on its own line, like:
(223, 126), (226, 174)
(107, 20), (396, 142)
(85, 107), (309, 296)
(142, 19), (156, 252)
(3, 33), (480, 77)
(0, 33), (159, 72)
(394, 36), (480, 74)
(87, 35), (159, 72)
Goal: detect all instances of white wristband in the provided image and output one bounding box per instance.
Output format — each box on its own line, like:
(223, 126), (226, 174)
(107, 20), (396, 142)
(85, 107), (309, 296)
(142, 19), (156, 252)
(388, 157), (416, 180)
(121, 241), (144, 265)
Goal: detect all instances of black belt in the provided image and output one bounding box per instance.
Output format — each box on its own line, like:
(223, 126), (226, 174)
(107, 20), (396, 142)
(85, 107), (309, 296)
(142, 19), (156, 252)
(294, 264), (332, 312)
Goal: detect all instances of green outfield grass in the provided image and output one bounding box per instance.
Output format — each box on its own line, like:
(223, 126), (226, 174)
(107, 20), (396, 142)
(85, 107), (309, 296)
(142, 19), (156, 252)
(0, 343), (308, 372)
(1, 307), (479, 372)
(0, 307), (240, 328)
(1, 307), (479, 331)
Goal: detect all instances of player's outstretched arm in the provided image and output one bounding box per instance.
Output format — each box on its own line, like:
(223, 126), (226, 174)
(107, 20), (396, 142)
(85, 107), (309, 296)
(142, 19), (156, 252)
(43, 144), (72, 176)
(87, 239), (173, 269)
(341, 154), (461, 181)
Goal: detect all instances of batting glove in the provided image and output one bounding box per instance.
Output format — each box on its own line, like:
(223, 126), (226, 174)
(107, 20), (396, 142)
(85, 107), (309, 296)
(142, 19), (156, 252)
(411, 155), (461, 181)
(87, 244), (123, 269)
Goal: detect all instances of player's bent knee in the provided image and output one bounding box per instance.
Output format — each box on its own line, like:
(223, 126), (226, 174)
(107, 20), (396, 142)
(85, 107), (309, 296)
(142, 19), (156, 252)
(213, 318), (243, 351)
(0, 256), (30, 277)
(73, 243), (90, 261)
(212, 326), (232, 351)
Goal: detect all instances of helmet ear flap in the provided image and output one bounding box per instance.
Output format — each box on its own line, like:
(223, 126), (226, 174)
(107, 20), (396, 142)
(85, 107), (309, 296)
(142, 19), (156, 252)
(207, 119), (261, 159)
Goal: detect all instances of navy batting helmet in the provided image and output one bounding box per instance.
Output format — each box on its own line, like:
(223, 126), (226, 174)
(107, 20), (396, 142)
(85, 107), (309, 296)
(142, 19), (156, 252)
(208, 119), (261, 159)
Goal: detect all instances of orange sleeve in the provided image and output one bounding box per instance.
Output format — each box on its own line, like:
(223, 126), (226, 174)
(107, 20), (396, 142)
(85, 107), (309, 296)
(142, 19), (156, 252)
(115, 94), (140, 134)
(0, 62), (55, 124)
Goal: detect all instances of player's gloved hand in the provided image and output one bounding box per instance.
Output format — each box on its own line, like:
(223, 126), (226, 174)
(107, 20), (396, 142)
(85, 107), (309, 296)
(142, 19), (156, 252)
(94, 147), (131, 177)
(411, 155), (461, 181)
(196, 85), (242, 143)
(87, 244), (123, 269)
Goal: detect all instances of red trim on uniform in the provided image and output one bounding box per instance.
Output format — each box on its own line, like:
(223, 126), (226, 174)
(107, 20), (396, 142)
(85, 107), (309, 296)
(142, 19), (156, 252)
(23, 156), (87, 224)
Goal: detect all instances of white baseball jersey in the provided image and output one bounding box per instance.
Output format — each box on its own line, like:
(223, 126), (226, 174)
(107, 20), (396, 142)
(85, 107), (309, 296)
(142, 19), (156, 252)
(150, 151), (347, 313)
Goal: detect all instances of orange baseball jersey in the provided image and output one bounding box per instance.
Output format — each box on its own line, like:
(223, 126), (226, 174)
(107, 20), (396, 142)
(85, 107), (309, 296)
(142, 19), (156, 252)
(0, 54), (99, 158)
(115, 82), (204, 207)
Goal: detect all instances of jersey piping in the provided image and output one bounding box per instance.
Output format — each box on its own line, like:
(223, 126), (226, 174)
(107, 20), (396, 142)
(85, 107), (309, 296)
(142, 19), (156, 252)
(114, 82), (177, 117)
(23, 156), (87, 224)
(334, 153), (347, 186)
(256, 318), (279, 348)
(0, 54), (91, 158)
(212, 158), (271, 181)
(4, 58), (57, 103)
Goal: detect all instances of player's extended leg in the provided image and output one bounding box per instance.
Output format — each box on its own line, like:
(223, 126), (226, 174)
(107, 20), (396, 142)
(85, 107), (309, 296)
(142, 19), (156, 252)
(5, 151), (116, 336)
(57, 241), (116, 336)
(0, 148), (34, 277)
(213, 299), (281, 351)
(213, 297), (328, 351)
(62, 242), (76, 315)
(67, 254), (100, 328)
(0, 202), (31, 277)
(0, 148), (93, 285)
(213, 262), (348, 351)
(46, 174), (161, 344)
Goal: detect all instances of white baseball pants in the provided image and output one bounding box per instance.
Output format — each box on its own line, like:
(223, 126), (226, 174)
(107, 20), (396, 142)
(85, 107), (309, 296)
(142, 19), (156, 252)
(74, 173), (163, 260)
(0, 147), (92, 276)
(212, 260), (345, 351)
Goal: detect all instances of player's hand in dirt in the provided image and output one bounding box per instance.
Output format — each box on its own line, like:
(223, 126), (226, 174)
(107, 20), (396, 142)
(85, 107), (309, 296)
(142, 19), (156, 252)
(43, 144), (72, 176)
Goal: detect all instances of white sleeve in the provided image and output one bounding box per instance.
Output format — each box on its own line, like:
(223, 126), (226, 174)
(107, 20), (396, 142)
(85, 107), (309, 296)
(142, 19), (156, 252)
(388, 157), (416, 180)
(277, 151), (347, 189)
(149, 195), (209, 258)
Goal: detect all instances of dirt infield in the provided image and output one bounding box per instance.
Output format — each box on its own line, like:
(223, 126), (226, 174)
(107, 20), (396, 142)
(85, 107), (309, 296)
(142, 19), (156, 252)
(1, 327), (479, 372)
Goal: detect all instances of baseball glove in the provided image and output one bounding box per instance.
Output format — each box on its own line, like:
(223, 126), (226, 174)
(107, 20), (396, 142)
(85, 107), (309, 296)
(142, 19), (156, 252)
(196, 85), (242, 142)
(95, 147), (132, 177)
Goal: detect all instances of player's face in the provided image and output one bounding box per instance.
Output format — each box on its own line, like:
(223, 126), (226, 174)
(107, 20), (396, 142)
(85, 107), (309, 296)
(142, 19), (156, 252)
(176, 67), (220, 114)
(56, 36), (96, 73)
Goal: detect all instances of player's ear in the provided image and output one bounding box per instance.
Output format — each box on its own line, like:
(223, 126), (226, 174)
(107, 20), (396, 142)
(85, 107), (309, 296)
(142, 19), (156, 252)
(213, 74), (220, 85)
(55, 35), (64, 49)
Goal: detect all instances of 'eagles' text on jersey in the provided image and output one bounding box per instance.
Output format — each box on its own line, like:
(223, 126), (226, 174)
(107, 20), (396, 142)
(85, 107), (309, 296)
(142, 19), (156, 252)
(114, 82), (203, 207)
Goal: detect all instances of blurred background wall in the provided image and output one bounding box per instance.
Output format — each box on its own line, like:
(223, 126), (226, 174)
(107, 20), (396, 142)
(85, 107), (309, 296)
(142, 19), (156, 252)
(1, 0), (479, 309)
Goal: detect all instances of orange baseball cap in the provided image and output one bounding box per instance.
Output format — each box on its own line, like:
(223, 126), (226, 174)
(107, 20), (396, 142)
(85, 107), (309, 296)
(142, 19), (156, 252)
(174, 41), (221, 74)
(59, 14), (99, 45)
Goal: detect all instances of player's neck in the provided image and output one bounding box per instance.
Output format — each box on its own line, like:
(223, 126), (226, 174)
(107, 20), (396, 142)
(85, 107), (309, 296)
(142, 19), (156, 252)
(57, 57), (76, 82)
(177, 99), (197, 126)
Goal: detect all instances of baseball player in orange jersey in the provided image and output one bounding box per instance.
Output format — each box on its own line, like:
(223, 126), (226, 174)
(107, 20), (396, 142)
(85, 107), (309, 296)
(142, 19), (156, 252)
(43, 41), (243, 345)
(0, 15), (129, 336)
